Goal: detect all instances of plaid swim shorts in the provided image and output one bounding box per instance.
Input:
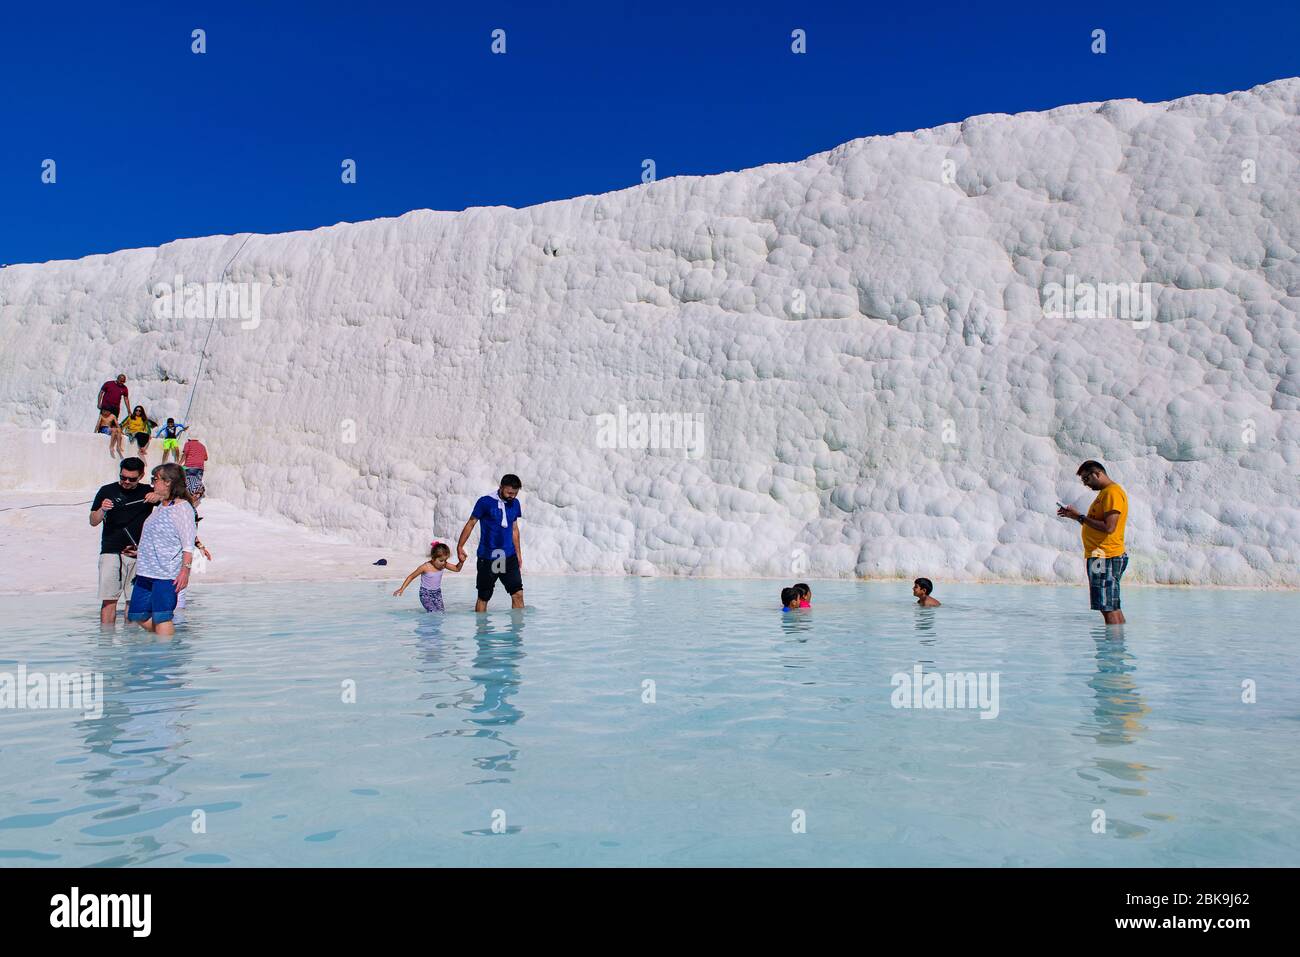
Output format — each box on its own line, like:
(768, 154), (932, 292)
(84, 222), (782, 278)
(1087, 553), (1129, 612)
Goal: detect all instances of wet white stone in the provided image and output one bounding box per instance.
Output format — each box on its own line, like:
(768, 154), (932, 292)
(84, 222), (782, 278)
(1, 79), (1297, 585)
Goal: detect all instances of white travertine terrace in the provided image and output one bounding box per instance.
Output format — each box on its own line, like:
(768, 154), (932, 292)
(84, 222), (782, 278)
(2, 79), (1297, 585)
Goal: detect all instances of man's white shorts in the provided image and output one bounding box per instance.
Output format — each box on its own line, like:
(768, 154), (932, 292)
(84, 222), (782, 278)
(98, 552), (137, 601)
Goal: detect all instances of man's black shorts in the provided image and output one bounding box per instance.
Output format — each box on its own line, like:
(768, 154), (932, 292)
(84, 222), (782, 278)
(476, 554), (523, 601)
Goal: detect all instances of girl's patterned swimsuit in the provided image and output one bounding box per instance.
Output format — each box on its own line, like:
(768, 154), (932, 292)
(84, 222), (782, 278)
(419, 567), (444, 612)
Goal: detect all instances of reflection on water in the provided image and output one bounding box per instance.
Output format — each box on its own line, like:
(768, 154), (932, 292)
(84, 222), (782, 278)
(411, 614), (455, 711)
(4, 578), (1296, 866)
(76, 633), (199, 866)
(469, 612), (526, 732)
(780, 610), (816, 677)
(419, 612), (526, 787)
(914, 607), (938, 647)
(1087, 628), (1149, 747)
(1079, 627), (1160, 836)
(780, 611), (814, 641)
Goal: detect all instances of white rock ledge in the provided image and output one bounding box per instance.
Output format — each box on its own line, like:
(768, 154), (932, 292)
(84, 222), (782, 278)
(2, 79), (1298, 587)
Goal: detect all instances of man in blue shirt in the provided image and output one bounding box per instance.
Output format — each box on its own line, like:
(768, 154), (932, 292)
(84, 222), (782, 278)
(457, 473), (524, 611)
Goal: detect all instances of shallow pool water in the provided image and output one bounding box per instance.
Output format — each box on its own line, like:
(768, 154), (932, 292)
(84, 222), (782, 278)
(1, 576), (1297, 866)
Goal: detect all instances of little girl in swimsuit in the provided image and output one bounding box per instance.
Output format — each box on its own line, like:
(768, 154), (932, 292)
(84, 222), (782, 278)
(393, 541), (465, 612)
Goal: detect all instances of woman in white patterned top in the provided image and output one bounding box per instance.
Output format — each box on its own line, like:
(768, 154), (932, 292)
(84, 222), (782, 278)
(126, 463), (196, 637)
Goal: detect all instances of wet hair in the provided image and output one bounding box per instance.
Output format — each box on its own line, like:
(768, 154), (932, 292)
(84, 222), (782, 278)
(166, 417), (175, 424)
(914, 578), (934, 596)
(119, 457), (145, 474)
(793, 583), (810, 598)
(430, 541), (451, 561)
(781, 587), (798, 608)
(500, 474), (522, 490)
(1077, 460), (1106, 476)
(151, 462), (192, 504)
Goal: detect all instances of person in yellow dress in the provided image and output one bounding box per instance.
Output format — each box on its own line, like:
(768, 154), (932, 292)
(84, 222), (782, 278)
(1058, 460), (1129, 625)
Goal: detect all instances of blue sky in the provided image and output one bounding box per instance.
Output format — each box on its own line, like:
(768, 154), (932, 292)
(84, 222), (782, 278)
(2, 0), (1296, 265)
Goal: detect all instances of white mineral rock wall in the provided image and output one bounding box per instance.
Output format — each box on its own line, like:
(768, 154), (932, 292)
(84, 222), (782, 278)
(2, 79), (1298, 585)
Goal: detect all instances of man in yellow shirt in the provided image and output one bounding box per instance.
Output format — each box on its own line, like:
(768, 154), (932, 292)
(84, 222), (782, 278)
(1058, 460), (1129, 625)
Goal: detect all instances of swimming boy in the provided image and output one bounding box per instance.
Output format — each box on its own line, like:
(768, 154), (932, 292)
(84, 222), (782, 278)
(781, 587), (800, 611)
(913, 578), (941, 607)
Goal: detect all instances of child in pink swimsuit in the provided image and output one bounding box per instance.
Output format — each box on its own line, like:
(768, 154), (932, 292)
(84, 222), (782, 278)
(394, 541), (466, 611)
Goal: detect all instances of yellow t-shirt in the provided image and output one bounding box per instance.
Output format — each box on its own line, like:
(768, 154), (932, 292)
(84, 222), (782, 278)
(1082, 483), (1128, 558)
(124, 415), (146, 433)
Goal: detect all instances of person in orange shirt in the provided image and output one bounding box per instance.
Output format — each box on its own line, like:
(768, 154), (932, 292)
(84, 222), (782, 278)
(1058, 460), (1129, 625)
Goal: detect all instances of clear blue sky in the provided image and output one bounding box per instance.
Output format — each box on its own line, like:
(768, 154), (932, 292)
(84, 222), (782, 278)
(2, 0), (1296, 265)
